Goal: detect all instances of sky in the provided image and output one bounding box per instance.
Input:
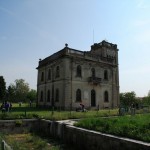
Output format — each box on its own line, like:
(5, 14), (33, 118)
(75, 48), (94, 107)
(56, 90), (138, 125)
(0, 0), (150, 97)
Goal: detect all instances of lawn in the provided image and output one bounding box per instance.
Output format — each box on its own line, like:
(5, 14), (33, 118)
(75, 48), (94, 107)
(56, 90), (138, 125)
(0, 133), (70, 150)
(0, 103), (119, 120)
(74, 114), (150, 142)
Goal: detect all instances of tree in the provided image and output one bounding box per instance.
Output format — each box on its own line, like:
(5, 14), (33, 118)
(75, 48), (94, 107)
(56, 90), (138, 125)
(0, 76), (6, 101)
(6, 85), (16, 102)
(142, 96), (150, 106)
(148, 90), (150, 97)
(27, 89), (37, 102)
(120, 91), (136, 107)
(8, 79), (30, 102)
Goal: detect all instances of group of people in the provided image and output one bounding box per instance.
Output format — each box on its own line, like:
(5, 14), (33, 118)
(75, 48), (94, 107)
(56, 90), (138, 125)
(1, 101), (12, 112)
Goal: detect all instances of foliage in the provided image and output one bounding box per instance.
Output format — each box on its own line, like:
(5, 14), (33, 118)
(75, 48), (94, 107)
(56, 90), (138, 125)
(74, 114), (150, 142)
(7, 79), (30, 102)
(148, 90), (150, 97)
(6, 85), (16, 102)
(1, 133), (74, 150)
(142, 96), (150, 106)
(26, 89), (37, 102)
(2, 133), (53, 150)
(120, 91), (137, 107)
(0, 76), (6, 101)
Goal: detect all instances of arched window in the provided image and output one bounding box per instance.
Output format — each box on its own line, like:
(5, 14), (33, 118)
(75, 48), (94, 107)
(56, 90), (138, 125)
(41, 72), (44, 82)
(91, 68), (95, 78)
(55, 89), (59, 102)
(76, 89), (81, 102)
(91, 89), (96, 106)
(76, 65), (82, 77)
(56, 66), (60, 78)
(104, 91), (109, 102)
(47, 90), (50, 102)
(104, 70), (108, 80)
(40, 91), (43, 101)
(48, 69), (51, 80)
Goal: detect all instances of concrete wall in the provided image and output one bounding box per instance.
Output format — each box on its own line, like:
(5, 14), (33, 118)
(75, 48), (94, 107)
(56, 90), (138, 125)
(0, 119), (149, 150)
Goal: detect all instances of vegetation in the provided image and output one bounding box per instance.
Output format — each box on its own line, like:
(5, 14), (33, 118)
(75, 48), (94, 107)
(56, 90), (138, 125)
(0, 103), (119, 120)
(120, 91), (137, 107)
(0, 76), (6, 101)
(0, 78), (37, 104)
(0, 133), (61, 150)
(74, 114), (150, 142)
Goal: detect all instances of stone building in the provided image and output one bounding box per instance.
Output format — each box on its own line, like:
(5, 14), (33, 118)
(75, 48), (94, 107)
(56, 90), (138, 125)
(36, 40), (119, 110)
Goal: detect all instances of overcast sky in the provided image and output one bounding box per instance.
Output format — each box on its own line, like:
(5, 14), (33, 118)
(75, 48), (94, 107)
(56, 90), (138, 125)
(0, 0), (150, 97)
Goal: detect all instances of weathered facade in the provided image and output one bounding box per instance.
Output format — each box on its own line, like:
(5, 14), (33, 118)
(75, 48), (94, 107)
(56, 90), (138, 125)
(36, 40), (119, 110)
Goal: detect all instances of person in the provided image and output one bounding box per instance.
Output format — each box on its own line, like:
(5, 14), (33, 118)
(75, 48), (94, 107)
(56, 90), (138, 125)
(80, 103), (85, 112)
(1, 102), (5, 113)
(5, 102), (9, 112)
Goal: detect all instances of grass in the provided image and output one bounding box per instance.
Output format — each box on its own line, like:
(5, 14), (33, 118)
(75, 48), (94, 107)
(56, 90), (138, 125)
(0, 103), (119, 120)
(74, 114), (150, 142)
(0, 133), (76, 150)
(1, 133), (61, 150)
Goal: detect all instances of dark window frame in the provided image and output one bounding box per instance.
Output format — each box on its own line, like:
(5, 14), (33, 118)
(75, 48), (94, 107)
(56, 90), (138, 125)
(41, 72), (44, 82)
(91, 68), (95, 78)
(104, 91), (109, 102)
(48, 69), (51, 80)
(47, 90), (50, 102)
(40, 91), (43, 102)
(104, 70), (108, 80)
(76, 89), (81, 102)
(56, 66), (60, 78)
(76, 65), (82, 77)
(55, 88), (59, 102)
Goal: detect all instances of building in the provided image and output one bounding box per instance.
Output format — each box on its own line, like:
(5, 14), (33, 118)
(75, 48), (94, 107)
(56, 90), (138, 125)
(36, 40), (119, 110)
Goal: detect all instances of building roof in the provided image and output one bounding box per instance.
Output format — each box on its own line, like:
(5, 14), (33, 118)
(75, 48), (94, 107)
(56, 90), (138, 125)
(37, 41), (118, 69)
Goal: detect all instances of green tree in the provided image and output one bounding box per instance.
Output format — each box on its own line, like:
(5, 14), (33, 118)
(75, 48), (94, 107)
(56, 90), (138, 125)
(8, 79), (30, 102)
(0, 76), (6, 101)
(27, 89), (37, 102)
(6, 85), (16, 102)
(120, 91), (136, 107)
(142, 95), (150, 106)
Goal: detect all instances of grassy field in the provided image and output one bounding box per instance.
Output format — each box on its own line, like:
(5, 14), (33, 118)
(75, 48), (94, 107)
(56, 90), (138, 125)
(0, 103), (119, 120)
(74, 114), (150, 142)
(0, 133), (75, 150)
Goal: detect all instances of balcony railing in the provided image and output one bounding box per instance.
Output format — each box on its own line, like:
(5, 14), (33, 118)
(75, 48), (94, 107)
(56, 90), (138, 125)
(88, 77), (102, 84)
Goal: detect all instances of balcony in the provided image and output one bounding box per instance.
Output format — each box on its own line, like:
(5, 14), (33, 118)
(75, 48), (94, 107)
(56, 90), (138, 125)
(88, 77), (102, 85)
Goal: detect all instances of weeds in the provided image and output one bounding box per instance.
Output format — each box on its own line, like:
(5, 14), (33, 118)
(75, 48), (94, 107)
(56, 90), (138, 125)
(74, 114), (150, 142)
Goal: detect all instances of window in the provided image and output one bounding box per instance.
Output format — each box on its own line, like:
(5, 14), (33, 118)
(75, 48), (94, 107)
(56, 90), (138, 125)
(56, 66), (60, 78)
(48, 69), (51, 80)
(55, 89), (59, 102)
(76, 65), (82, 77)
(40, 91), (43, 102)
(104, 91), (109, 102)
(104, 70), (108, 80)
(41, 72), (44, 82)
(91, 68), (95, 78)
(76, 89), (81, 102)
(47, 90), (50, 102)
(91, 89), (96, 106)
